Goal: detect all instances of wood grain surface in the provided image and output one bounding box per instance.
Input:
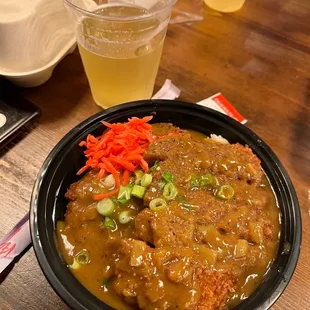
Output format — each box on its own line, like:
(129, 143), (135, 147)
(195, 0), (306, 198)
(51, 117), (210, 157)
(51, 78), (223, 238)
(1, 0), (309, 309)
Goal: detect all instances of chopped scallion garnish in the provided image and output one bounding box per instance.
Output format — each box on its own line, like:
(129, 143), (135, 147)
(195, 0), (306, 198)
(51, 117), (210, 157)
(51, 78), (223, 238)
(104, 217), (117, 230)
(97, 198), (115, 216)
(163, 183), (178, 200)
(118, 211), (132, 224)
(200, 174), (213, 186)
(75, 250), (90, 265)
(134, 169), (144, 184)
(103, 174), (116, 189)
(190, 174), (215, 187)
(131, 185), (146, 198)
(178, 196), (191, 211)
(149, 198), (167, 212)
(150, 160), (160, 172)
(182, 204), (191, 211)
(216, 185), (235, 200)
(70, 258), (80, 270)
(191, 175), (200, 187)
(141, 174), (153, 187)
(102, 278), (109, 287)
(162, 171), (174, 183)
(118, 186), (132, 200)
(158, 181), (166, 191)
(117, 198), (128, 205)
(70, 250), (90, 269)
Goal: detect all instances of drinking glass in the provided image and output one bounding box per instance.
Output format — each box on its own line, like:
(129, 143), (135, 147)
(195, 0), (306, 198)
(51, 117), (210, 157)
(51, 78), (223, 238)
(204, 0), (245, 13)
(64, 0), (176, 108)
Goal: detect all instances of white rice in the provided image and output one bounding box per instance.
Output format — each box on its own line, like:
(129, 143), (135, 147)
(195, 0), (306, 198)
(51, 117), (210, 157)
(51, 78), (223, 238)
(210, 134), (229, 144)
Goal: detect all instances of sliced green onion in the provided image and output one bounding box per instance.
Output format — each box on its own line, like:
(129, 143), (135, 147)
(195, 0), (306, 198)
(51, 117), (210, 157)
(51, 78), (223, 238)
(118, 211), (132, 224)
(158, 181), (166, 191)
(191, 174), (214, 187)
(75, 250), (90, 265)
(102, 278), (109, 287)
(134, 169), (144, 184)
(200, 174), (213, 186)
(117, 198), (128, 205)
(141, 174), (153, 187)
(134, 169), (144, 179)
(191, 175), (200, 187)
(70, 258), (81, 270)
(162, 171), (174, 183)
(97, 198), (115, 216)
(131, 185), (146, 198)
(163, 183), (178, 200)
(117, 185), (132, 201)
(150, 160), (160, 172)
(178, 196), (191, 211)
(182, 203), (191, 211)
(216, 185), (235, 200)
(149, 198), (167, 212)
(104, 217), (117, 230)
(103, 174), (115, 188)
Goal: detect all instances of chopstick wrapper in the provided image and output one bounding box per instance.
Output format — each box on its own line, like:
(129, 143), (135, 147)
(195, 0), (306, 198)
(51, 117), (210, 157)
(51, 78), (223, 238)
(0, 81), (246, 274)
(197, 93), (247, 124)
(0, 212), (30, 273)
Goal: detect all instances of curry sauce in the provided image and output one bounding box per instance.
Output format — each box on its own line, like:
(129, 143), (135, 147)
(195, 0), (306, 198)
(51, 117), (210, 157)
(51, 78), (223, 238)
(57, 124), (280, 310)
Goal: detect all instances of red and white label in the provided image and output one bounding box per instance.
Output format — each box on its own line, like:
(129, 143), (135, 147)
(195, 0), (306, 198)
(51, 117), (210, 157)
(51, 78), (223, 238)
(0, 213), (31, 274)
(197, 93), (247, 124)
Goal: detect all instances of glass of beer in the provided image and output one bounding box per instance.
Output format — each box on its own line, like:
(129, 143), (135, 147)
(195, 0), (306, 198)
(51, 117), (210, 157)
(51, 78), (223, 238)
(204, 0), (245, 13)
(64, 0), (176, 108)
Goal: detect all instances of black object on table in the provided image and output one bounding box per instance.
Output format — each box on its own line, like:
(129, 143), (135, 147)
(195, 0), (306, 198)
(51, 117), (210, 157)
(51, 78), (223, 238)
(0, 78), (40, 148)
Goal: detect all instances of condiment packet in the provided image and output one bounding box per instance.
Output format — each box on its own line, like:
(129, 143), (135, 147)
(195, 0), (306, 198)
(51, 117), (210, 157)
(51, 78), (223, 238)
(152, 79), (181, 100)
(0, 212), (30, 274)
(197, 93), (247, 124)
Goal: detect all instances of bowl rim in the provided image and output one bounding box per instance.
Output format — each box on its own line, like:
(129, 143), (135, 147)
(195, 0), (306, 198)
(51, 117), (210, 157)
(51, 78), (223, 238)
(30, 99), (301, 310)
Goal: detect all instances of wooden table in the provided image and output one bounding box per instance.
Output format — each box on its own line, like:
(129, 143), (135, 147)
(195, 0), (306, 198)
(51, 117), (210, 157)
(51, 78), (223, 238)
(1, 0), (309, 309)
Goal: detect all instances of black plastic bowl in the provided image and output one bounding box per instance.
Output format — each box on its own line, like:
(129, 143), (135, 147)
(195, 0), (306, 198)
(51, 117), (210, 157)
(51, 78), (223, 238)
(30, 100), (301, 310)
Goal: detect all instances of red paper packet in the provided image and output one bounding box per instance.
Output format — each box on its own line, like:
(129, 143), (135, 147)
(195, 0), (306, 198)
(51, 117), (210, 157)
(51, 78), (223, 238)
(197, 93), (247, 124)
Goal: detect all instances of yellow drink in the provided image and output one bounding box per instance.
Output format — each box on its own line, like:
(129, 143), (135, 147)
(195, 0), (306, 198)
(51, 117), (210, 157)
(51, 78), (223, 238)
(77, 5), (167, 108)
(204, 0), (245, 12)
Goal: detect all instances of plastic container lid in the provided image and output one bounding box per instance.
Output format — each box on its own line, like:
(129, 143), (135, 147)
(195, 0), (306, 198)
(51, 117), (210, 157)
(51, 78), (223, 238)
(0, 0), (76, 87)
